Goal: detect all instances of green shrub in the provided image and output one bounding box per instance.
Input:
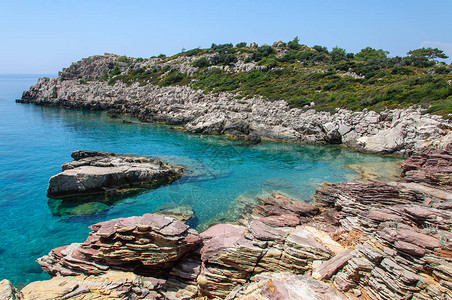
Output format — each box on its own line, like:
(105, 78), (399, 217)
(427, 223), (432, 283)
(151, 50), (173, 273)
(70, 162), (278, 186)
(109, 65), (121, 76)
(192, 57), (210, 68)
(288, 37), (301, 50)
(391, 67), (414, 75)
(117, 56), (129, 63)
(288, 97), (311, 108)
(184, 48), (202, 56)
(160, 70), (186, 86)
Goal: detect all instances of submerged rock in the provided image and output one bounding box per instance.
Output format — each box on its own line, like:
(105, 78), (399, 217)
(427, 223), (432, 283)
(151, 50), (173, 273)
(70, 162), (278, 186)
(47, 150), (183, 199)
(153, 202), (195, 223)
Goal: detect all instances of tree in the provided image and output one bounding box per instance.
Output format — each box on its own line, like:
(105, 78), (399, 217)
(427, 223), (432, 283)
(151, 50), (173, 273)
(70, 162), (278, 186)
(355, 47), (389, 61)
(331, 47), (347, 62)
(407, 48), (448, 60)
(288, 36), (301, 50)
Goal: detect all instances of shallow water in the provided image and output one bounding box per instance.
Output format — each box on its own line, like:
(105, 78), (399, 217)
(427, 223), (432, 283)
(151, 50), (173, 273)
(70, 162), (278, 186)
(0, 74), (401, 285)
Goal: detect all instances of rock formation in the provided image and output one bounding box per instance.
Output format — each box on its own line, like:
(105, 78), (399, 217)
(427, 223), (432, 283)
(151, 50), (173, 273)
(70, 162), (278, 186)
(402, 144), (452, 191)
(0, 280), (21, 300)
(47, 150), (183, 198)
(37, 213), (201, 277)
(20, 271), (167, 300)
(17, 54), (452, 156)
(226, 272), (347, 300)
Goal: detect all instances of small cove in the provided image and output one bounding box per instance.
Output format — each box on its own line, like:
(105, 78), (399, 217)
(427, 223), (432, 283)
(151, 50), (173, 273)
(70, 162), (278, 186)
(0, 74), (402, 285)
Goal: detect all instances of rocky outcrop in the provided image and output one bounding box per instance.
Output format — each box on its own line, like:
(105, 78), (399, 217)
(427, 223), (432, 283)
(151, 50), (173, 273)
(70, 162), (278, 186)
(37, 214), (201, 277)
(47, 150), (183, 198)
(20, 271), (167, 300)
(17, 54), (452, 156)
(402, 144), (452, 191)
(314, 180), (452, 299)
(226, 272), (347, 300)
(0, 280), (21, 300)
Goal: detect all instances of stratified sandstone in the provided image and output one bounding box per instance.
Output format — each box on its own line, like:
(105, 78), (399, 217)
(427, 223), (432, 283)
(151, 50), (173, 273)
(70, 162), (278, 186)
(37, 214), (201, 277)
(402, 144), (452, 191)
(226, 272), (347, 300)
(20, 271), (166, 300)
(47, 150), (183, 198)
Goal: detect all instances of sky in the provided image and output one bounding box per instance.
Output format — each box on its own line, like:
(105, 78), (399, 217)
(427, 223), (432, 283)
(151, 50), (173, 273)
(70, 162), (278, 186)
(1, 0), (451, 73)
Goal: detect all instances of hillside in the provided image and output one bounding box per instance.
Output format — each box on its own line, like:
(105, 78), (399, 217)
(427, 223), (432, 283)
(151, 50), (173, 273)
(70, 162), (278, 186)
(69, 38), (452, 118)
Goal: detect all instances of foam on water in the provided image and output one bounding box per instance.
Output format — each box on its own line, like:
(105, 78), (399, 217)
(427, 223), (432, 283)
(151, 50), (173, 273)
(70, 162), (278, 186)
(0, 75), (401, 285)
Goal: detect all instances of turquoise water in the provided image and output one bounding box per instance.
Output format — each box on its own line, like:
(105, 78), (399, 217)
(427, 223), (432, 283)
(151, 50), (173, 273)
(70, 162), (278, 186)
(0, 75), (400, 285)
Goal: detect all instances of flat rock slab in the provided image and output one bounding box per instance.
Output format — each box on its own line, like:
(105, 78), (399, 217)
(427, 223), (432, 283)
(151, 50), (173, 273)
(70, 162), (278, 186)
(47, 150), (183, 198)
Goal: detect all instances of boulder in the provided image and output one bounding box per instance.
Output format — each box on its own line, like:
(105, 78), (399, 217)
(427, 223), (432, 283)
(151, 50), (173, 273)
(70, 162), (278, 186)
(47, 150), (183, 198)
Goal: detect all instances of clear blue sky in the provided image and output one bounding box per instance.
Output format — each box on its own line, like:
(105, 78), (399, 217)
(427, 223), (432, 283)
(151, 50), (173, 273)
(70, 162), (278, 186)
(1, 0), (451, 73)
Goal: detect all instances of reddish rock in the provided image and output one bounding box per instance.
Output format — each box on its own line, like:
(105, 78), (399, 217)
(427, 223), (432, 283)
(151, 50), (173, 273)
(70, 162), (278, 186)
(312, 250), (352, 280)
(38, 214), (201, 277)
(259, 213), (300, 227)
(402, 145), (452, 191)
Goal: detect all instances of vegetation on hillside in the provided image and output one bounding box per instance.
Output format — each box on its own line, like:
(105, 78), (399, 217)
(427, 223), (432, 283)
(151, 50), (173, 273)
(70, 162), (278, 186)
(97, 38), (452, 118)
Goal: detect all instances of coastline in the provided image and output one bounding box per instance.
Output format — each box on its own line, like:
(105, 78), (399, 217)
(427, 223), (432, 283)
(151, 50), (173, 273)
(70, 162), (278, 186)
(18, 74), (452, 157)
(2, 58), (451, 298)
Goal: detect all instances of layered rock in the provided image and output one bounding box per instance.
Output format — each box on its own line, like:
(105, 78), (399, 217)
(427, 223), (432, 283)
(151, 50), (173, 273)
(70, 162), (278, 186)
(226, 272), (347, 300)
(20, 271), (166, 300)
(37, 214), (201, 277)
(17, 54), (452, 155)
(313, 180), (452, 299)
(402, 144), (452, 191)
(197, 221), (344, 298)
(47, 150), (183, 198)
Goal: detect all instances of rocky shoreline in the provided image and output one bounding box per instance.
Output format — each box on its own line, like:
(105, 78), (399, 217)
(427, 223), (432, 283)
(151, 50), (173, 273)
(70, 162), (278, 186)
(17, 54), (452, 156)
(1, 145), (451, 299)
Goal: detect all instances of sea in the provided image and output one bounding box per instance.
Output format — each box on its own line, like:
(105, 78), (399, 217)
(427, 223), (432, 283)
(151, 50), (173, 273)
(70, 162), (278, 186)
(0, 74), (401, 286)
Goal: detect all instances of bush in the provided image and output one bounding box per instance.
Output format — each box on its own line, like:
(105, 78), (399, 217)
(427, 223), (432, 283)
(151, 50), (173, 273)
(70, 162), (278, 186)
(236, 42), (247, 48)
(117, 56), (129, 63)
(109, 65), (121, 76)
(288, 97), (310, 108)
(391, 67), (414, 75)
(211, 53), (238, 66)
(184, 48), (202, 56)
(192, 57), (210, 68)
(160, 70), (185, 86)
(251, 45), (275, 61)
